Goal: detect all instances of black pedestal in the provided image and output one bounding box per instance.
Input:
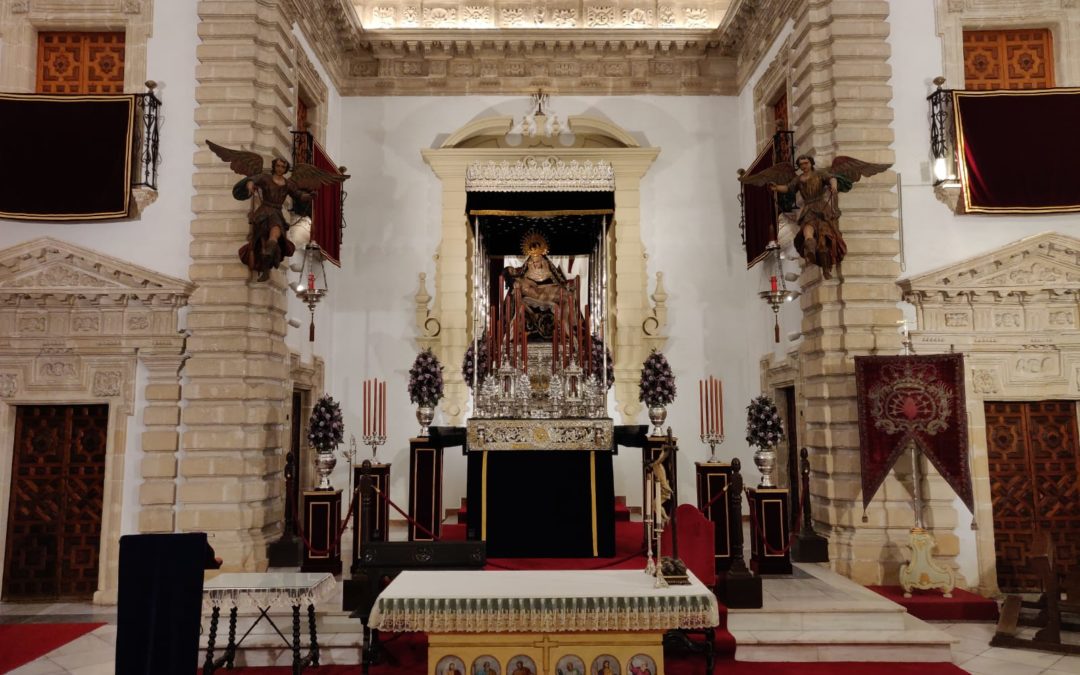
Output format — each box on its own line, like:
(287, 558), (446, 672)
(695, 462), (734, 575)
(301, 489), (342, 574)
(791, 532), (830, 563)
(267, 534), (303, 567)
(747, 486), (792, 575)
(409, 439), (443, 541)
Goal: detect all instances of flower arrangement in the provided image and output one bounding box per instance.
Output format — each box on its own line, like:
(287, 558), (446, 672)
(638, 349), (676, 407)
(746, 395), (783, 449)
(591, 334), (614, 390)
(408, 348), (444, 406)
(461, 336), (488, 390)
(308, 393), (344, 453)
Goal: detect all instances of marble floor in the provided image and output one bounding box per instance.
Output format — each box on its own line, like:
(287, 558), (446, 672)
(2, 598), (1080, 675)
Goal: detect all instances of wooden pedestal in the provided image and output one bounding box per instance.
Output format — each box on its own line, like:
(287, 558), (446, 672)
(409, 438), (443, 541)
(746, 487), (792, 575)
(301, 489), (342, 574)
(351, 463), (390, 569)
(695, 462), (734, 575)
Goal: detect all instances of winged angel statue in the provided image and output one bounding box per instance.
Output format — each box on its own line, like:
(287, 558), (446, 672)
(739, 154), (891, 279)
(208, 141), (348, 281)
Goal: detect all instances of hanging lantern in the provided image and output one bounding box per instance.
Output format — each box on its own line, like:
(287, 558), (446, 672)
(758, 241), (800, 343)
(294, 242), (328, 342)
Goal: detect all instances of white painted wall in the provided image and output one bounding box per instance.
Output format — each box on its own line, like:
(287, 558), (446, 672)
(0, 0), (198, 281)
(326, 94), (763, 516)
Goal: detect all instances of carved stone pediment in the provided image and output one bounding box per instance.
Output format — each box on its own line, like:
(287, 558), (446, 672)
(0, 237), (193, 304)
(899, 231), (1080, 298)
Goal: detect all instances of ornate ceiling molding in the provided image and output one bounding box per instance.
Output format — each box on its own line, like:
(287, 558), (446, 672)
(715, 0), (796, 90)
(292, 0), (738, 94)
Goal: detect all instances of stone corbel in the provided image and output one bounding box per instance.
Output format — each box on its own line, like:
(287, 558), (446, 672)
(642, 271), (669, 355)
(415, 272), (441, 352)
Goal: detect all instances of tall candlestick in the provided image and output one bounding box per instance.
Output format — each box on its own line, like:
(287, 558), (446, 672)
(718, 378), (724, 436)
(363, 380), (369, 436)
(654, 481), (662, 526)
(380, 380), (386, 438)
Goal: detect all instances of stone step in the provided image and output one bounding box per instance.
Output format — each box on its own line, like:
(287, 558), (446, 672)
(726, 563), (956, 662)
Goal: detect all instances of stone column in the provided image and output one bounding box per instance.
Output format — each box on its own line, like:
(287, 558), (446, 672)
(138, 353), (186, 534)
(789, 0), (953, 584)
(182, 0), (298, 569)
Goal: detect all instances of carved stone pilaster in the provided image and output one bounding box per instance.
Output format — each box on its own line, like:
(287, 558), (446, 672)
(642, 271), (669, 356)
(415, 272), (441, 353)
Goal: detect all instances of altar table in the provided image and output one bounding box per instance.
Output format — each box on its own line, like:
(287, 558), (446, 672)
(369, 569), (719, 675)
(202, 572), (335, 675)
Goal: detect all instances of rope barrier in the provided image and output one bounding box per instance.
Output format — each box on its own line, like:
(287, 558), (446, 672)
(371, 484), (441, 541)
(745, 484), (807, 557)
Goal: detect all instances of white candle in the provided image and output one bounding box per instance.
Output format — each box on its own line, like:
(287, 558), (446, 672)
(654, 482), (662, 526)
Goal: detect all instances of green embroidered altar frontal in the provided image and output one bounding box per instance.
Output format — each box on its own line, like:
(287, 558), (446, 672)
(369, 569), (719, 633)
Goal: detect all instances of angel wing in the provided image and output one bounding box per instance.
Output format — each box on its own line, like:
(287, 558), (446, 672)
(828, 156), (891, 184)
(289, 163), (350, 192)
(738, 162), (798, 187)
(207, 140), (264, 177)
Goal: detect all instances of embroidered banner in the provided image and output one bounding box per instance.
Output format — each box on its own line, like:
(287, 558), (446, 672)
(0, 93), (135, 220)
(855, 354), (973, 512)
(954, 88), (1080, 214)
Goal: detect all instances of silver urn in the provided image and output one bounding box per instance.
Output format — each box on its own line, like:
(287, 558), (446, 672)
(314, 450), (337, 490)
(648, 404), (667, 436)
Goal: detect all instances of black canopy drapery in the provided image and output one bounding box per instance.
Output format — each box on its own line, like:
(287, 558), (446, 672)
(466, 190), (614, 256)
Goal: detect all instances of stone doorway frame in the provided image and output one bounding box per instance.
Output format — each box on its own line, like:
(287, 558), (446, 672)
(0, 237), (191, 603)
(418, 115), (665, 424)
(900, 231), (1080, 596)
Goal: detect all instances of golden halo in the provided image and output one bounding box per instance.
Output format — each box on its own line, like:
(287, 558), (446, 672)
(521, 230), (549, 257)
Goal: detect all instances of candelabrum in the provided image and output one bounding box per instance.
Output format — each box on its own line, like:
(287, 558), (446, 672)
(362, 430), (387, 459)
(701, 431), (724, 463)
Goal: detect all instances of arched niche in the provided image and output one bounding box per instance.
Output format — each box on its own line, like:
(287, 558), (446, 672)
(419, 114), (663, 423)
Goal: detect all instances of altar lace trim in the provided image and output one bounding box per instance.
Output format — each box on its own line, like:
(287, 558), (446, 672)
(371, 594), (717, 632)
(203, 574), (336, 611)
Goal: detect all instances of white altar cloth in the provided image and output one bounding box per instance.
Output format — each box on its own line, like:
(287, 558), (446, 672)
(202, 572), (335, 611)
(369, 569), (719, 633)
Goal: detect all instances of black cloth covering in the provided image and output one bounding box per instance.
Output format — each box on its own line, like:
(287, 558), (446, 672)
(115, 533), (209, 675)
(467, 450), (615, 558)
(0, 94), (134, 220)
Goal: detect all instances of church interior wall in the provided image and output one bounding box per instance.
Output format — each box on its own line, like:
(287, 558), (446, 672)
(888, 0), (1080, 281)
(0, 0), (198, 280)
(328, 94), (763, 514)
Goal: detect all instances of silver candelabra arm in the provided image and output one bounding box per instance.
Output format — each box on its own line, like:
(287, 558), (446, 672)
(700, 431), (725, 462)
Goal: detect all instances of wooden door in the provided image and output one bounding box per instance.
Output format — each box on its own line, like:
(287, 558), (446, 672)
(3, 404), (108, 600)
(36, 31), (125, 94)
(985, 400), (1080, 591)
(963, 28), (1054, 90)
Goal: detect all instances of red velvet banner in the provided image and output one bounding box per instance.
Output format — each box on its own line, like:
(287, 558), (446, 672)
(311, 140), (344, 266)
(954, 88), (1080, 213)
(855, 354), (973, 513)
(741, 141), (777, 268)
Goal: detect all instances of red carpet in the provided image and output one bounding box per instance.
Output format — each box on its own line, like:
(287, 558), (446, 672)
(0, 622), (105, 672)
(868, 585), (999, 621)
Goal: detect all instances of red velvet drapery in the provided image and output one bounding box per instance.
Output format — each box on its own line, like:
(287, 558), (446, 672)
(741, 141), (777, 267)
(954, 88), (1080, 213)
(310, 139), (344, 265)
